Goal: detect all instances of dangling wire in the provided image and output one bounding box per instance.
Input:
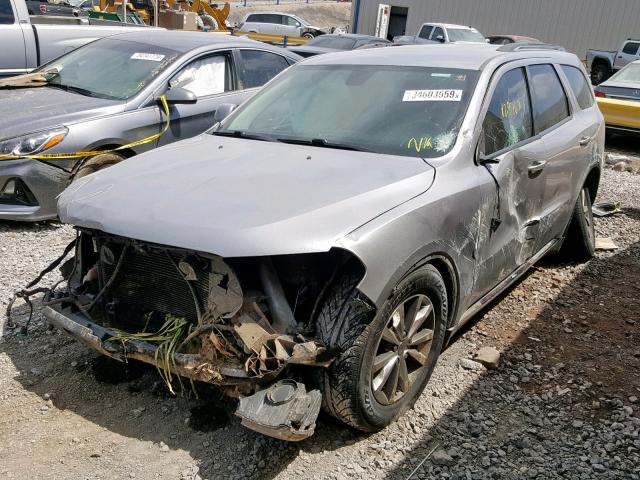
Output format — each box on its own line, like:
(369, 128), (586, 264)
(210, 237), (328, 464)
(5, 237), (77, 334)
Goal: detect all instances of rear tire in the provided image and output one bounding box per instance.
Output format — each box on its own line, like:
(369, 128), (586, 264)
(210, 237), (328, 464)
(561, 187), (596, 261)
(315, 265), (447, 432)
(590, 62), (611, 85)
(73, 152), (125, 180)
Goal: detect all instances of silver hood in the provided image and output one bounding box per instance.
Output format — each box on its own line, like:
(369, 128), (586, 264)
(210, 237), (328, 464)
(0, 87), (123, 140)
(58, 135), (435, 257)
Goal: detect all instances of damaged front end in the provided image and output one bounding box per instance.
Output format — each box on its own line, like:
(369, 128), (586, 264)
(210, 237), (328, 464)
(44, 229), (356, 440)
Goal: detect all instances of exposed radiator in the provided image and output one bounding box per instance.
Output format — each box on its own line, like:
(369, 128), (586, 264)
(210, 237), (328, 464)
(98, 239), (208, 331)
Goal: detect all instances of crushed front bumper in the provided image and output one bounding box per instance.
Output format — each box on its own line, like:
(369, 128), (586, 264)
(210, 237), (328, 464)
(44, 305), (330, 440)
(43, 306), (249, 383)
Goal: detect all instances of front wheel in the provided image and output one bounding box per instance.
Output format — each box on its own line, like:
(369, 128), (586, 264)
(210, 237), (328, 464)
(302, 32), (315, 39)
(73, 152), (125, 180)
(315, 265), (448, 432)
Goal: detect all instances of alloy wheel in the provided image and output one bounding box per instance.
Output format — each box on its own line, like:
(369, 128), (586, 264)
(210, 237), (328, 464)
(371, 294), (435, 405)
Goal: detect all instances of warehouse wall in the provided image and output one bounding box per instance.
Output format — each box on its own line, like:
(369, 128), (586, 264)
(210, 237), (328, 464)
(351, 0), (640, 57)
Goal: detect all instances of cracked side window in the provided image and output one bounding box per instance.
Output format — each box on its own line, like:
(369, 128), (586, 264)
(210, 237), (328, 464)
(481, 67), (533, 156)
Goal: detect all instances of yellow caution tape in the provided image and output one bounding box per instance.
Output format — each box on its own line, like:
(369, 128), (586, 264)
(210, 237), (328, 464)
(0, 95), (170, 161)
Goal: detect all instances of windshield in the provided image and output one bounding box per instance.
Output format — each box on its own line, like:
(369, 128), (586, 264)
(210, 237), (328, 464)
(291, 15), (309, 26)
(218, 65), (479, 158)
(307, 36), (357, 50)
(447, 28), (486, 43)
(610, 62), (640, 84)
(39, 38), (180, 100)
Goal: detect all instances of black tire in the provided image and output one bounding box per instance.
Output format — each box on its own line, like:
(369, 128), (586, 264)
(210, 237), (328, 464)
(590, 62), (611, 85)
(73, 152), (125, 180)
(302, 32), (315, 39)
(315, 264), (448, 432)
(561, 187), (596, 261)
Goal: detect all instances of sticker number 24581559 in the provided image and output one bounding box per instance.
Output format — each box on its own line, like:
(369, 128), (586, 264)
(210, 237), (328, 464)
(402, 89), (463, 102)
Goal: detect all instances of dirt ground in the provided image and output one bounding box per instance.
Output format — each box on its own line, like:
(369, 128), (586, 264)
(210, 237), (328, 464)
(1, 147), (639, 479)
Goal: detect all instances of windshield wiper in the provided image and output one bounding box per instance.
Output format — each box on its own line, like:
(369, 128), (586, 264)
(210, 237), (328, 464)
(47, 83), (100, 98)
(276, 137), (369, 152)
(212, 130), (276, 142)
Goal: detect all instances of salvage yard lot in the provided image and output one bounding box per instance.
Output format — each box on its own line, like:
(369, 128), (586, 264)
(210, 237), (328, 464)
(1, 161), (639, 479)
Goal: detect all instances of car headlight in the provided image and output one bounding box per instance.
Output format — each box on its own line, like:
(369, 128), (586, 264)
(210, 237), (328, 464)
(0, 127), (68, 156)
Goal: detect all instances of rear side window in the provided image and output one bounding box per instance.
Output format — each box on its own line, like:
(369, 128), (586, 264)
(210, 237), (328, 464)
(0, 0), (15, 24)
(418, 25), (433, 39)
(561, 65), (594, 110)
(528, 64), (570, 133)
(481, 67), (533, 155)
(622, 42), (640, 55)
(238, 50), (289, 89)
(262, 14), (281, 24)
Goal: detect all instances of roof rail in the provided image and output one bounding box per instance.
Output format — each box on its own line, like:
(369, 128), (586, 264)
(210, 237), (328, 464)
(497, 43), (566, 52)
(627, 38), (640, 41)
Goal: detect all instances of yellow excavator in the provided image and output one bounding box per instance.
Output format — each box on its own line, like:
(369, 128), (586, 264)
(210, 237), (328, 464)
(97, 0), (230, 29)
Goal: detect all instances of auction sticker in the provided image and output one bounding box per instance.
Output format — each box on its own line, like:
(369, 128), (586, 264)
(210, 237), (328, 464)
(403, 89), (463, 102)
(131, 52), (166, 62)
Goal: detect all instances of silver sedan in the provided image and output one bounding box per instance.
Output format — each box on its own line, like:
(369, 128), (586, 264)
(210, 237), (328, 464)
(0, 31), (300, 221)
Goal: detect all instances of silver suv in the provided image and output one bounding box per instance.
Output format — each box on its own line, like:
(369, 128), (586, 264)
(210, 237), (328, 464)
(49, 44), (604, 441)
(238, 11), (325, 39)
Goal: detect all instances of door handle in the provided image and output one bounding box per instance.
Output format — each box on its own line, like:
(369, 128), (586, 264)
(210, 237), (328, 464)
(527, 160), (547, 174)
(579, 136), (591, 147)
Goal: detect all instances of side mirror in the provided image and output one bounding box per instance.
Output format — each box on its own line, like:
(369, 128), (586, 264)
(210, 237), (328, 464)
(163, 87), (197, 105)
(436, 35), (445, 43)
(213, 103), (237, 124)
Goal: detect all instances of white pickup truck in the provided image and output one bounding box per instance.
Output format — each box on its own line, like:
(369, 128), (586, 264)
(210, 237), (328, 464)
(587, 38), (640, 85)
(393, 22), (486, 45)
(0, 0), (149, 77)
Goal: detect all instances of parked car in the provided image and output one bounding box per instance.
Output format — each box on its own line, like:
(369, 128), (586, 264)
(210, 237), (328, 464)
(25, 0), (82, 17)
(487, 35), (541, 45)
(393, 22), (486, 45)
(0, 31), (300, 221)
(237, 11), (325, 39)
(288, 33), (390, 57)
(587, 38), (640, 85)
(595, 60), (640, 135)
(594, 60), (640, 101)
(48, 43), (603, 441)
(0, 0), (150, 78)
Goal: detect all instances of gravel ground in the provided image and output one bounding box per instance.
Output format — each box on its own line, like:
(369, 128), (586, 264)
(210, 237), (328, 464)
(1, 165), (639, 480)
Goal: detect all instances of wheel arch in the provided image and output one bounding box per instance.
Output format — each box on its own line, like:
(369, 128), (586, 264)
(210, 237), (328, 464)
(362, 249), (461, 330)
(583, 166), (601, 202)
(87, 144), (137, 159)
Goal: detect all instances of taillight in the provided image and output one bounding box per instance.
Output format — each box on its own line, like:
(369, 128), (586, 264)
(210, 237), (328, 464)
(594, 90), (606, 98)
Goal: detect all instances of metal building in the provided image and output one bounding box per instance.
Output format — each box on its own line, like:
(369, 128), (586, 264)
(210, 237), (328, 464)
(350, 0), (640, 56)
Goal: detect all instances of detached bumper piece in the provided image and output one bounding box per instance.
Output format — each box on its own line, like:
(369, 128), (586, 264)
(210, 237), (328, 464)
(236, 380), (322, 441)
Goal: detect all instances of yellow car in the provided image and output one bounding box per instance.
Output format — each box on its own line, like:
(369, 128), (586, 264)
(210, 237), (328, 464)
(595, 60), (640, 134)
